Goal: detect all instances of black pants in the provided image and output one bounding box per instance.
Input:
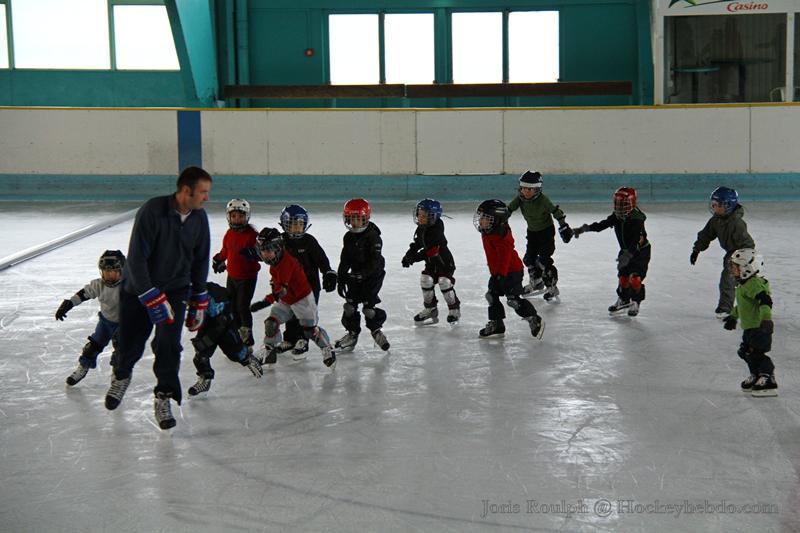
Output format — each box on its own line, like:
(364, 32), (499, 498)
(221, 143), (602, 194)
(227, 277), (257, 329)
(342, 272), (386, 334)
(192, 315), (248, 379)
(738, 327), (775, 376)
(524, 226), (557, 285)
(486, 271), (538, 321)
(284, 290), (320, 344)
(114, 287), (188, 403)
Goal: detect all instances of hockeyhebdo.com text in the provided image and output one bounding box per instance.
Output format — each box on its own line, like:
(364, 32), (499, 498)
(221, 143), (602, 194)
(480, 498), (779, 519)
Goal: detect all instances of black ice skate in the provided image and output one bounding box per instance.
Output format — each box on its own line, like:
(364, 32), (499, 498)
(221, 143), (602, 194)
(188, 377), (212, 396)
(741, 374), (757, 392)
(751, 374), (778, 397)
(608, 297), (631, 315)
(479, 320), (506, 338)
(258, 344), (279, 365)
(334, 332), (359, 352)
(105, 375), (131, 410)
(154, 392), (176, 430)
(414, 307), (439, 325)
(322, 346), (337, 369)
(526, 315), (545, 340)
(66, 363), (89, 386)
(714, 306), (731, 320)
(627, 301), (640, 317)
(447, 308), (461, 324)
(523, 278), (546, 296)
(543, 285), (560, 302)
(245, 353), (263, 377)
(292, 339), (309, 361)
(371, 329), (390, 351)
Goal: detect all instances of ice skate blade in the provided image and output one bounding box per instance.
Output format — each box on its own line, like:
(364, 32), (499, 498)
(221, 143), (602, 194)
(532, 321), (545, 340)
(291, 352), (309, 362)
(414, 317), (439, 326)
(479, 332), (506, 339)
(751, 389), (778, 397)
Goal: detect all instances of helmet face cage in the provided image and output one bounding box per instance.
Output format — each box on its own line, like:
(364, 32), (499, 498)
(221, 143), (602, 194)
(343, 198), (371, 233)
(98, 250), (125, 287)
(709, 187), (738, 215)
(280, 204), (310, 238)
(613, 187), (636, 218)
(413, 199), (442, 226)
(256, 228), (284, 265)
(226, 198), (251, 229)
(729, 248), (763, 281)
(473, 200), (508, 234)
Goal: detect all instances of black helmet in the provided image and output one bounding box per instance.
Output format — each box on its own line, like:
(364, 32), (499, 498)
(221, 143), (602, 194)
(98, 250), (125, 271)
(518, 170), (543, 200)
(473, 199), (509, 234)
(256, 227), (284, 265)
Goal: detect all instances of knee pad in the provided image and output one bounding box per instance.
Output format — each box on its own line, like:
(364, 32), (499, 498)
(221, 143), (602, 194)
(630, 275), (642, 291)
(303, 326), (319, 340)
(81, 338), (102, 359)
(264, 317), (280, 337)
(437, 277), (454, 292)
(507, 296), (522, 310)
(343, 302), (357, 317)
(363, 307), (376, 319)
(420, 274), (435, 290)
(485, 291), (497, 305)
(618, 275), (630, 289)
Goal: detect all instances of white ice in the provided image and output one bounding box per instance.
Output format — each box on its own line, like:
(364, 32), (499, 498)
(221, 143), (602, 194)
(0, 200), (798, 532)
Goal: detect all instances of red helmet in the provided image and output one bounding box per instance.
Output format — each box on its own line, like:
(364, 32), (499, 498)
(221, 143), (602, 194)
(613, 187), (637, 218)
(343, 198), (371, 233)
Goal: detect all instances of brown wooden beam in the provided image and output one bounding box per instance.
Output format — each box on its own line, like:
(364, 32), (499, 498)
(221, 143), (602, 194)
(223, 84), (405, 99)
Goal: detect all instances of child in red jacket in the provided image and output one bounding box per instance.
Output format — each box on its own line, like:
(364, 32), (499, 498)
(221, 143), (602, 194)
(212, 199), (260, 345)
(249, 228), (336, 369)
(473, 199), (545, 340)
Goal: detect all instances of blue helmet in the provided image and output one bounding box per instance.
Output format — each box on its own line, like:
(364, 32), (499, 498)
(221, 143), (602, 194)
(413, 198), (443, 226)
(710, 187), (738, 215)
(279, 204), (310, 238)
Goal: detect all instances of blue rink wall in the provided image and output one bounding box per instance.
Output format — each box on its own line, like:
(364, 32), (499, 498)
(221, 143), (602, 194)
(1, 173), (800, 203)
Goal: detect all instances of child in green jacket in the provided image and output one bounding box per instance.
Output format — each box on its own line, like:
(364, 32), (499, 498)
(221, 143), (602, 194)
(723, 248), (777, 397)
(508, 171), (573, 301)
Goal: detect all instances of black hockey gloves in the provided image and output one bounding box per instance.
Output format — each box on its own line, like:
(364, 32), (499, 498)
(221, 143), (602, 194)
(558, 224), (574, 243)
(55, 299), (74, 321)
(212, 255), (226, 273)
(690, 250), (699, 265)
(322, 271), (338, 292)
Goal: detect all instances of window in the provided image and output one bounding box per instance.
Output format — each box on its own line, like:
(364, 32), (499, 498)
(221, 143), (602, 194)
(114, 5), (179, 70)
(0, 5), (8, 69)
(665, 14), (786, 103)
(12, 0), (110, 69)
(452, 12), (503, 83)
(385, 14), (434, 84)
(509, 11), (559, 83)
(329, 14), (379, 84)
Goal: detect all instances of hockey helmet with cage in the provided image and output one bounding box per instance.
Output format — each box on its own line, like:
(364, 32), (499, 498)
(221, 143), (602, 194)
(518, 170), (543, 199)
(343, 198), (371, 233)
(613, 187), (637, 218)
(473, 199), (510, 234)
(255, 227), (285, 265)
(729, 248), (764, 281)
(413, 198), (443, 226)
(226, 198), (251, 229)
(98, 250), (125, 287)
(709, 187), (738, 216)
(280, 204), (311, 238)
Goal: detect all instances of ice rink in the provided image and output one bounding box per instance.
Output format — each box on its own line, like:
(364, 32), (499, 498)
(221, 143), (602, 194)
(0, 199), (798, 532)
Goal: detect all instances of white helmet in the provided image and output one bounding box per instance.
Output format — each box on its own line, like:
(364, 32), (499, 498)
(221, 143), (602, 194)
(226, 198), (251, 229)
(729, 248), (764, 280)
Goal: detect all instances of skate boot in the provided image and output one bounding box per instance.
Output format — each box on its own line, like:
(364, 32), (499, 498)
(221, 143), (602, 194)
(259, 344), (279, 365)
(741, 374), (757, 392)
(525, 315), (545, 340)
(447, 308), (461, 324)
(322, 346), (337, 369)
(245, 352), (263, 378)
(608, 297), (631, 315)
(239, 326), (254, 346)
(104, 375), (131, 410)
(479, 320), (506, 338)
(66, 363), (89, 386)
(523, 278), (546, 296)
(154, 392), (176, 430)
(627, 301), (640, 317)
(334, 332), (359, 352)
(715, 306), (731, 320)
(292, 339), (309, 361)
(188, 377), (212, 396)
(274, 339), (294, 354)
(371, 329), (390, 351)
(543, 285), (560, 302)
(413, 307), (439, 325)
(751, 374), (778, 397)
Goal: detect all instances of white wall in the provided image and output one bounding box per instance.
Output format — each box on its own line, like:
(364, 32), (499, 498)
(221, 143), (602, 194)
(2, 106), (799, 176)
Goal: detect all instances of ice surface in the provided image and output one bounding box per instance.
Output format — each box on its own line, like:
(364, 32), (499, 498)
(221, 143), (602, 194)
(0, 200), (798, 532)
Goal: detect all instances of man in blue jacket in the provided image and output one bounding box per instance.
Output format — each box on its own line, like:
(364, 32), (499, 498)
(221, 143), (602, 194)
(105, 166), (212, 430)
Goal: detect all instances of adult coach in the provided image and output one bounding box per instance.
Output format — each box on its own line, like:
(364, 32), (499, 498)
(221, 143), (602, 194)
(105, 166), (212, 430)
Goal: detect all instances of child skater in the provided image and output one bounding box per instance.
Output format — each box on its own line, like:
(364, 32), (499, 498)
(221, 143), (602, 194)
(473, 199), (545, 339)
(334, 198), (390, 352)
(187, 281), (263, 396)
(690, 186), (755, 319)
(275, 204), (337, 360)
(212, 198), (260, 345)
(572, 187), (651, 317)
(401, 198), (461, 325)
(723, 249), (777, 396)
(250, 228), (337, 369)
(55, 250), (125, 386)
(508, 170), (574, 301)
